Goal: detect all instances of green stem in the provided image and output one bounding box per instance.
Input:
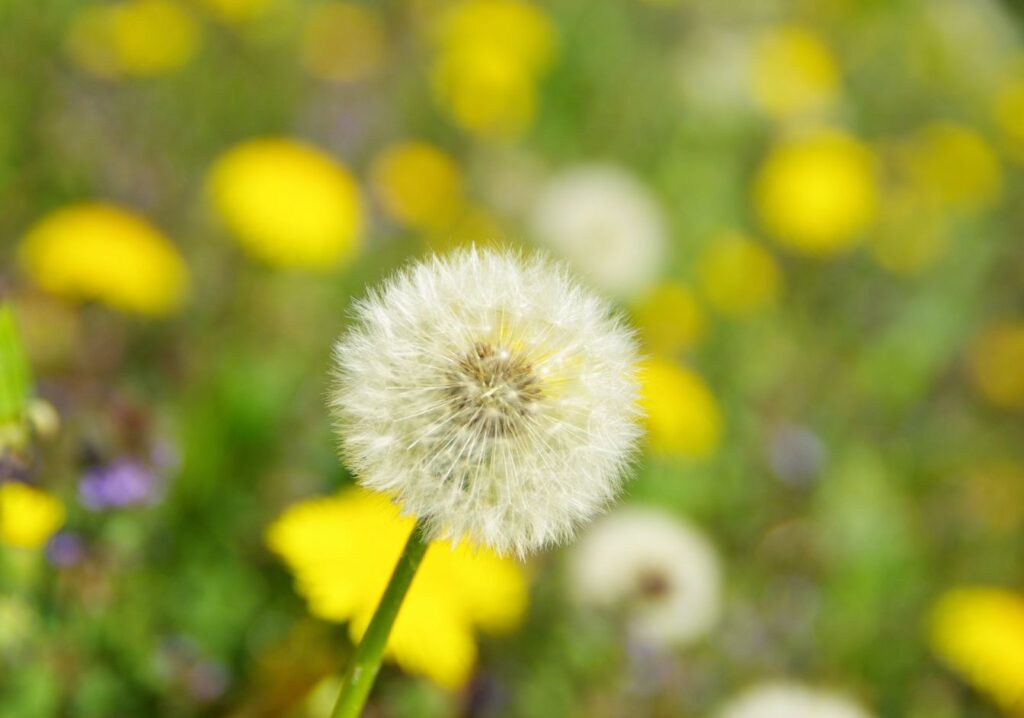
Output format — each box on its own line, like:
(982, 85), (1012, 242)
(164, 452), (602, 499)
(330, 518), (431, 718)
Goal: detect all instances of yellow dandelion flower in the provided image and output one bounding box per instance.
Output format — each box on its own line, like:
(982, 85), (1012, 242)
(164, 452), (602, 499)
(19, 203), (188, 316)
(751, 25), (839, 120)
(901, 122), (1002, 214)
(696, 232), (782, 317)
(300, 2), (387, 84)
(207, 138), (363, 270)
(432, 45), (538, 140)
(434, 0), (555, 73)
(993, 79), (1024, 164)
(0, 483), (65, 550)
(632, 283), (705, 356)
(967, 321), (1024, 411)
(266, 488), (528, 689)
(930, 587), (1024, 712)
(370, 141), (464, 232)
(66, 0), (200, 79)
(754, 129), (878, 258)
(195, 0), (272, 24)
(430, 0), (555, 139)
(639, 358), (722, 458)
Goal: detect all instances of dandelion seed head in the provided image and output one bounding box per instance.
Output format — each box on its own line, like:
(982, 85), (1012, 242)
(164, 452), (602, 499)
(569, 507), (722, 648)
(716, 682), (874, 718)
(530, 165), (668, 298)
(331, 248), (642, 557)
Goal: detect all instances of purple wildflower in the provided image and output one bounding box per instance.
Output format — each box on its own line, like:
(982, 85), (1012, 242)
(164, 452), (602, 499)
(79, 459), (162, 510)
(46, 532), (85, 566)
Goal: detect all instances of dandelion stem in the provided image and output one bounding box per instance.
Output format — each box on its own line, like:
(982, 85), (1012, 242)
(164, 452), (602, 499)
(330, 518), (430, 718)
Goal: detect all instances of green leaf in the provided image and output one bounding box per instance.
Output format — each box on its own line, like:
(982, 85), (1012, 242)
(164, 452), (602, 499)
(0, 302), (32, 424)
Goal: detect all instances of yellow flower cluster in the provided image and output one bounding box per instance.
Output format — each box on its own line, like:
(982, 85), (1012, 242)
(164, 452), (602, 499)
(207, 138), (363, 270)
(430, 0), (556, 139)
(19, 203), (189, 316)
(697, 232), (782, 317)
(266, 488), (527, 689)
(0, 482), (65, 550)
(751, 25), (839, 120)
(639, 358), (722, 458)
(967, 321), (1024, 411)
(66, 0), (200, 78)
(930, 587), (1024, 712)
(754, 128), (878, 258)
(300, 2), (387, 84)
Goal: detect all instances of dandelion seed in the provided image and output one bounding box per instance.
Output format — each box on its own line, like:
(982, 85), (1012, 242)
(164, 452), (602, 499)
(331, 248), (642, 558)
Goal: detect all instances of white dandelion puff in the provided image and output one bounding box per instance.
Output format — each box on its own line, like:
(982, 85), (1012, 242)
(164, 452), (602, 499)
(569, 506), (722, 648)
(529, 165), (668, 299)
(331, 248), (642, 558)
(716, 682), (875, 718)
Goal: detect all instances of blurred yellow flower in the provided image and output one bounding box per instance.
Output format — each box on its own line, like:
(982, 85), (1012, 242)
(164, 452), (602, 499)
(751, 25), (839, 120)
(19, 203), (188, 316)
(207, 138), (363, 270)
(697, 232), (782, 317)
(266, 488), (527, 689)
(434, 0), (555, 72)
(967, 322), (1024, 411)
(993, 79), (1024, 164)
(639, 358), (721, 458)
(0, 482), (65, 550)
(432, 45), (538, 140)
(370, 141), (464, 231)
(902, 122), (1002, 214)
(66, 0), (200, 78)
(930, 587), (1024, 712)
(632, 283), (704, 356)
(868, 184), (949, 276)
(431, 0), (555, 139)
(195, 0), (272, 24)
(754, 129), (878, 257)
(300, 3), (387, 84)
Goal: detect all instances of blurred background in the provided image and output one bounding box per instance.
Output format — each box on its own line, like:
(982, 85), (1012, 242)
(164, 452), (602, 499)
(1, 0), (1024, 716)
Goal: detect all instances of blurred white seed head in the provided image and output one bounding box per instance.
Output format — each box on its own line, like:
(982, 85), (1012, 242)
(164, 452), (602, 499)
(530, 165), (668, 299)
(717, 682), (874, 718)
(331, 248), (642, 557)
(569, 506), (722, 647)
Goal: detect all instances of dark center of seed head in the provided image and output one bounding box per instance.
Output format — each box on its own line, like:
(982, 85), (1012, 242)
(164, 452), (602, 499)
(445, 342), (543, 438)
(636, 570), (672, 600)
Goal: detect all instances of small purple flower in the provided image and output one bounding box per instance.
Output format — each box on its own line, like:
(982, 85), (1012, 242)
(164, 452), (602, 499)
(46, 532), (85, 567)
(79, 459), (162, 510)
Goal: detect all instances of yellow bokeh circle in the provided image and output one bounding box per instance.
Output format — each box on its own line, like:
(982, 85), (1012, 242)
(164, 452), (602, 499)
(207, 138), (363, 270)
